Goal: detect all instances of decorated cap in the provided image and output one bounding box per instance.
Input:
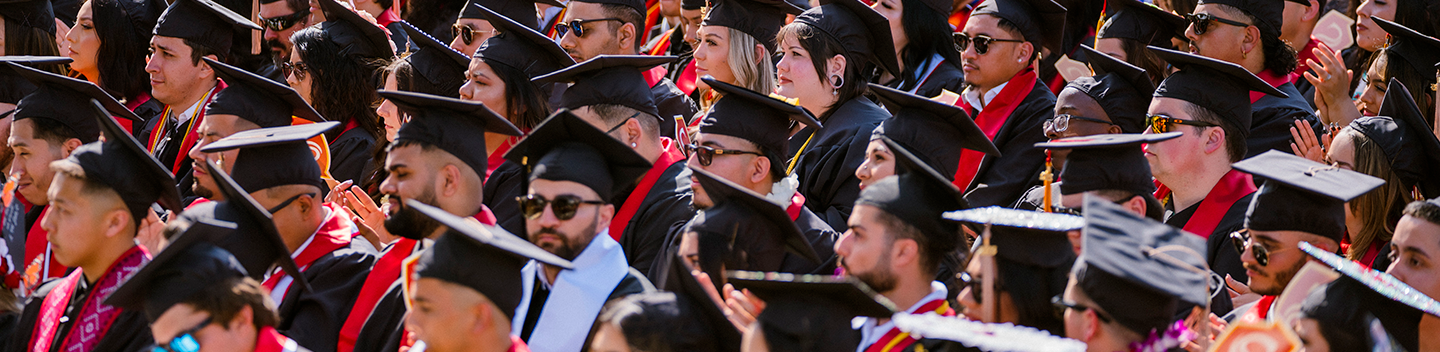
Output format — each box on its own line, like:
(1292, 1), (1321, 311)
(534, 55), (675, 120)
(152, 0), (262, 55)
(1067, 45), (1153, 133)
(1075, 196), (1209, 335)
(1374, 18), (1440, 85)
(700, 77), (820, 171)
(1196, 0), (1281, 40)
(200, 122), (339, 192)
(201, 159), (310, 290)
(10, 62), (140, 143)
(458, 0), (562, 29)
(869, 83), (999, 178)
(701, 0), (804, 52)
(728, 271), (896, 352)
(204, 57), (324, 127)
(382, 90), (523, 176)
(0, 0), (55, 33)
(890, 312), (1088, 351)
(1348, 79), (1440, 198)
(944, 206), (1083, 268)
(317, 0), (395, 58)
(1236, 151), (1386, 241)
(503, 110), (652, 200)
(689, 167), (822, 283)
(1097, 0), (1186, 48)
(856, 137), (969, 258)
(970, 0), (1068, 57)
(1034, 132), (1180, 196)
(0, 56), (71, 105)
(792, 0), (900, 76)
(60, 100), (183, 221)
(474, 4), (577, 78)
(1150, 45), (1287, 140)
(396, 22), (469, 98)
(1299, 241), (1437, 352)
(104, 215), (249, 321)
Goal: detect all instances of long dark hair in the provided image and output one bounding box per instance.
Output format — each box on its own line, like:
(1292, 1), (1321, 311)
(895, 0), (961, 91)
(484, 58), (551, 131)
(775, 23), (872, 118)
(997, 257), (1073, 335)
(1115, 37), (1171, 86)
(1376, 49), (1437, 122)
(292, 27), (385, 142)
(3, 19), (64, 75)
(88, 0), (154, 101)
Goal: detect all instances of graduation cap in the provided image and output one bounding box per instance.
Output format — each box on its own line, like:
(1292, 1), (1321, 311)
(1075, 195), (1209, 335)
(868, 83), (999, 177)
(59, 100), (183, 222)
(1234, 150), (1385, 242)
(969, 0), (1067, 58)
(1374, 18), (1440, 83)
(202, 158), (311, 290)
(699, 77), (820, 171)
(1347, 79), (1440, 198)
(1034, 132), (1180, 197)
(1299, 241), (1436, 352)
(458, 0), (561, 29)
(689, 167), (822, 284)
(655, 252), (741, 351)
(408, 199), (573, 319)
(316, 0), (395, 58)
(0, 0), (55, 34)
(792, 0), (900, 76)
(533, 55), (675, 120)
(855, 137), (969, 257)
(381, 90), (523, 175)
(570, 0), (645, 19)
(1066, 45), (1153, 134)
(1097, 0), (1186, 48)
(103, 214), (249, 321)
(889, 312), (1088, 351)
(201, 122), (339, 192)
(204, 57), (324, 127)
(943, 206), (1082, 268)
(682, 0), (705, 10)
(701, 0), (804, 52)
(1196, 0), (1280, 39)
(0, 56), (71, 105)
(473, 4), (576, 78)
(727, 271), (897, 352)
(9, 62), (140, 143)
(153, 0), (262, 56)
(395, 22), (468, 98)
(1149, 45), (1287, 140)
(502, 109), (652, 200)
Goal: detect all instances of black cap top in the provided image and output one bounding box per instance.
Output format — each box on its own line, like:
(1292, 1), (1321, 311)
(152, 0), (262, 55)
(689, 168), (822, 276)
(0, 56), (71, 105)
(792, 0), (900, 76)
(474, 4), (577, 78)
(682, 0), (705, 10)
(0, 0), (55, 33)
(202, 159), (311, 291)
(317, 0), (396, 58)
(869, 83), (999, 177)
(1034, 132), (1180, 196)
(571, 0), (645, 19)
(1196, 0), (1280, 40)
(503, 110), (652, 200)
(204, 57), (325, 127)
(700, 77), (820, 167)
(1067, 46), (1153, 133)
(1374, 18), (1440, 83)
(1150, 45), (1287, 140)
(382, 90), (523, 175)
(1349, 79), (1440, 198)
(458, 0), (562, 28)
(60, 100), (184, 221)
(1076, 196), (1209, 335)
(889, 313), (1088, 351)
(201, 122), (339, 192)
(1235, 150), (1386, 241)
(103, 216), (249, 321)
(1097, 0), (1186, 48)
(944, 206), (1082, 268)
(396, 22), (469, 98)
(855, 137), (969, 256)
(534, 55), (675, 120)
(970, 0), (1067, 57)
(10, 62), (140, 143)
(727, 271), (896, 352)
(410, 199), (573, 319)
(656, 252), (741, 351)
(701, 0), (804, 53)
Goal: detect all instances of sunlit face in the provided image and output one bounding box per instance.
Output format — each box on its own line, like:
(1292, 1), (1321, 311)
(448, 18), (495, 56)
(150, 304), (252, 352)
(407, 278), (487, 352)
(378, 144), (446, 239)
(186, 114), (251, 200)
(693, 26), (737, 85)
(261, 0), (310, 62)
(1239, 230), (1311, 295)
(147, 36), (214, 106)
(587, 323), (632, 352)
(855, 140), (894, 191)
(1355, 0), (1397, 51)
(679, 9), (703, 47)
(65, 1), (102, 79)
(1183, 4), (1251, 66)
(377, 71), (403, 142)
(458, 58), (509, 120)
(1357, 61), (1387, 116)
(834, 205), (901, 293)
(1387, 215), (1440, 300)
(774, 34), (829, 109)
(871, 0), (907, 56)
(526, 179), (612, 261)
(285, 53), (314, 104)
(9, 119), (72, 205)
(959, 15), (1032, 91)
(557, 2), (625, 63)
(1143, 98), (1215, 183)
(42, 172), (127, 268)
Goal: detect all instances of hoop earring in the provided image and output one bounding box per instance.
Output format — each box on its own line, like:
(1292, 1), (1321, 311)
(830, 75), (844, 96)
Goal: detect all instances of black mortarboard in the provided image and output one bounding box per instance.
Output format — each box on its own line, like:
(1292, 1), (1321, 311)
(110, 0), (167, 44)
(201, 122), (339, 192)
(970, 0), (1067, 57)
(1350, 79), (1440, 198)
(856, 138), (969, 257)
(700, 77), (820, 170)
(61, 100), (183, 222)
(1068, 45), (1153, 133)
(204, 58), (324, 127)
(409, 199), (573, 319)
(104, 218), (250, 321)
(570, 0), (645, 19)
(474, 4), (577, 78)
(727, 271), (896, 352)
(1075, 196), (1209, 335)
(0, 56), (70, 105)
(534, 55), (675, 120)
(396, 22), (467, 98)
(869, 84), (999, 178)
(503, 110), (652, 200)
(458, 0), (561, 29)
(1150, 46), (1286, 140)
(317, 0), (395, 58)
(682, 0), (705, 10)
(1097, 0), (1186, 48)
(1196, 0), (1280, 40)
(0, 0), (54, 33)
(202, 159), (310, 290)
(1235, 150), (1385, 242)
(152, 0), (262, 55)
(656, 253), (741, 351)
(1299, 241), (1439, 352)
(889, 313), (1089, 351)
(10, 62), (140, 143)
(690, 168), (822, 280)
(792, 0), (900, 76)
(701, 0), (803, 52)
(944, 206), (1083, 268)
(382, 90), (523, 175)
(1034, 132), (1179, 196)
(1374, 18), (1440, 82)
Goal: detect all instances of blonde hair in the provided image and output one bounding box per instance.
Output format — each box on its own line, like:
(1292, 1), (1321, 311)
(723, 27), (775, 94)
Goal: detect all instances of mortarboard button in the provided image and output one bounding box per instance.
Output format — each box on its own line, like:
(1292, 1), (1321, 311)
(1234, 150), (1385, 241)
(204, 57), (325, 127)
(503, 109), (652, 200)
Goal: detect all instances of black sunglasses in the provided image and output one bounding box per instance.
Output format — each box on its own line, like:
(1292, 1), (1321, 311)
(451, 23), (496, 46)
(1185, 12), (1250, 35)
(280, 61), (310, 80)
(555, 18), (624, 38)
(517, 194), (605, 220)
(684, 143), (765, 167)
(260, 10), (310, 32)
(151, 316), (212, 352)
(267, 192), (317, 214)
(1147, 114), (1219, 134)
(954, 33), (1025, 55)
(1230, 229), (1296, 267)
(1051, 295), (1112, 323)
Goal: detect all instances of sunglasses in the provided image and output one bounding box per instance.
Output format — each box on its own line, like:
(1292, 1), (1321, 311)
(555, 18), (624, 38)
(1146, 114), (1219, 134)
(261, 9), (310, 32)
(958, 271), (1004, 304)
(1050, 295), (1112, 322)
(954, 33), (1025, 55)
(684, 143), (764, 167)
(1230, 229), (1297, 267)
(517, 194), (605, 220)
(1184, 12), (1250, 35)
(151, 317), (212, 352)
(267, 192), (317, 213)
(1045, 113), (1114, 133)
(451, 24), (496, 46)
(281, 61), (310, 80)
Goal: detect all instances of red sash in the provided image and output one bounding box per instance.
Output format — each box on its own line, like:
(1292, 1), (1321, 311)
(28, 246), (149, 352)
(952, 69), (1037, 190)
(643, 66), (667, 88)
(256, 327), (301, 352)
(862, 299), (955, 352)
(485, 136), (521, 181)
(1240, 295), (1277, 323)
(1248, 69), (1294, 103)
(641, 0), (659, 43)
(676, 60), (698, 96)
(609, 138), (685, 240)
(263, 204), (357, 293)
(332, 120), (360, 147)
(1154, 169), (1257, 238)
(148, 82), (225, 174)
(647, 30), (672, 56)
(20, 206), (66, 294)
(786, 193), (806, 221)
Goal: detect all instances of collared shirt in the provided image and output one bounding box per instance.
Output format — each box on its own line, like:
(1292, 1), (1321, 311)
(171, 93), (207, 127)
(853, 281), (949, 352)
(962, 81), (1009, 113)
(267, 207), (332, 303)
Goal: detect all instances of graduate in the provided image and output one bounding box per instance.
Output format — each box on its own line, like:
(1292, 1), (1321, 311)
(860, 83), (999, 188)
(502, 110), (655, 352)
(301, 0), (396, 185)
(8, 100), (181, 352)
(447, 0), (562, 55)
(646, 249), (743, 352)
(686, 168), (823, 286)
(534, 55), (696, 277)
(1032, 133), (1179, 220)
(730, 271), (896, 352)
(1294, 241), (1436, 352)
(1092, 0), (1186, 85)
(0, 56), (70, 291)
(945, 206), (1083, 334)
(554, 0), (698, 131)
(393, 22), (469, 98)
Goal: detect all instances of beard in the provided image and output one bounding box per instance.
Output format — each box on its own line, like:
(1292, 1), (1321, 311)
(843, 251), (899, 293)
(1244, 255), (1307, 296)
(384, 189), (442, 240)
(528, 213), (599, 261)
(193, 182), (214, 199)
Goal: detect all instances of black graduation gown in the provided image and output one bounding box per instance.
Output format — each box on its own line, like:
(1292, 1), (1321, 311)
(482, 161), (527, 237)
(350, 241), (425, 352)
(613, 161), (695, 276)
(518, 268), (654, 342)
(883, 60), (966, 101)
(781, 206), (839, 275)
(790, 97), (890, 231)
(276, 238), (378, 352)
(138, 112), (197, 183)
(1164, 193), (1252, 287)
(383, 21), (415, 55)
(963, 80), (1054, 209)
(6, 278), (153, 352)
(329, 126), (377, 185)
(1247, 81), (1322, 159)
(130, 98), (163, 137)
(651, 77), (699, 140)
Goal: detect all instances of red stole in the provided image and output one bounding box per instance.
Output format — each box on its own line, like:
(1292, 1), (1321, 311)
(507, 336), (532, 352)
(609, 138), (685, 240)
(256, 327), (301, 352)
(149, 81), (225, 174)
(1240, 295), (1278, 323)
(119, 92), (154, 135)
(263, 204), (357, 294)
(862, 299), (955, 352)
(1339, 236), (1387, 269)
(647, 30), (673, 56)
(332, 120), (360, 147)
(486, 136), (521, 181)
(951, 69), (1038, 190)
(641, 0), (659, 43)
(21, 206), (65, 293)
(1248, 69), (1294, 103)
(643, 65), (667, 88)
(28, 246), (149, 352)
(1293, 39), (1321, 81)
(1154, 169), (1257, 238)
(786, 193), (806, 221)
(676, 60), (698, 96)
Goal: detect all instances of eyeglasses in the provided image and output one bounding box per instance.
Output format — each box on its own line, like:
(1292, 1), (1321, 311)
(281, 61), (310, 80)
(684, 143), (765, 166)
(1185, 13), (1251, 35)
(517, 194), (605, 220)
(151, 317), (212, 352)
(267, 192), (317, 214)
(1045, 114), (1114, 133)
(1229, 229), (1296, 267)
(451, 24), (496, 46)
(260, 9), (310, 32)
(555, 18), (624, 38)
(958, 271), (1004, 304)
(1146, 114), (1218, 134)
(1051, 295), (1112, 323)
(954, 33), (1025, 55)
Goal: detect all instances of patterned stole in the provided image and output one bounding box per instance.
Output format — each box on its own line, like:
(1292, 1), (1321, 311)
(863, 299), (955, 352)
(29, 246), (149, 352)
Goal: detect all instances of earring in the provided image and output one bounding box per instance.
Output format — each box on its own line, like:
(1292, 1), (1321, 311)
(631, 142), (638, 147)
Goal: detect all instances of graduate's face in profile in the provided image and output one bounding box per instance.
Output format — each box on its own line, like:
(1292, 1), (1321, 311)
(835, 205), (901, 293)
(9, 119), (75, 205)
(773, 35), (828, 109)
(680, 9), (703, 47)
(150, 304), (252, 352)
(1182, 4), (1250, 65)
(188, 114), (252, 200)
(1387, 215), (1440, 299)
(693, 26), (737, 85)
(407, 278), (491, 352)
(687, 133), (767, 209)
(458, 58), (509, 122)
(42, 173), (129, 268)
(286, 54), (314, 105)
(526, 179), (614, 260)
(377, 71), (403, 142)
(855, 139), (894, 191)
(64, 1), (101, 79)
(1354, 0), (1398, 51)
(1293, 318), (1332, 352)
(146, 36), (215, 106)
(449, 18), (495, 57)
(379, 144), (445, 239)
